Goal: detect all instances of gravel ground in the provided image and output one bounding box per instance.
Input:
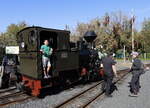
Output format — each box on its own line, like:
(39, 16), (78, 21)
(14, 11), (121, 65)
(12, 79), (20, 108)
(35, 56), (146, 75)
(89, 68), (150, 108)
(3, 82), (101, 108)
(2, 61), (150, 108)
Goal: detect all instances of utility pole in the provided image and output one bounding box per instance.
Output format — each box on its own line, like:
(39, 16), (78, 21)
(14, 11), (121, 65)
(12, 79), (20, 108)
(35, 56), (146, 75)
(123, 45), (126, 62)
(65, 24), (69, 30)
(131, 10), (135, 52)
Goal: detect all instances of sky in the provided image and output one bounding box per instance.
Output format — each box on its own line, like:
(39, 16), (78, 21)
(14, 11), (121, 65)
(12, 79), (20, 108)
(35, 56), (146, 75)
(0, 0), (150, 32)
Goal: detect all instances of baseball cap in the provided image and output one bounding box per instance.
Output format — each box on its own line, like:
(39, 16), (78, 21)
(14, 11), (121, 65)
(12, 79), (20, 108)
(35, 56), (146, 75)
(108, 52), (115, 57)
(131, 52), (139, 56)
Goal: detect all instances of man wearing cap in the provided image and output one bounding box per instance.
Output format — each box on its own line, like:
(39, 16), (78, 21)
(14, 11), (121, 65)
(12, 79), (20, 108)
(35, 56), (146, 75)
(129, 52), (144, 97)
(101, 53), (117, 97)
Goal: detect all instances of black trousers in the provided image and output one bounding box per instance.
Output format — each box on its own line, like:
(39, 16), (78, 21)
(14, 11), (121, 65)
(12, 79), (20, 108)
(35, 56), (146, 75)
(2, 73), (10, 88)
(130, 71), (141, 94)
(102, 74), (114, 95)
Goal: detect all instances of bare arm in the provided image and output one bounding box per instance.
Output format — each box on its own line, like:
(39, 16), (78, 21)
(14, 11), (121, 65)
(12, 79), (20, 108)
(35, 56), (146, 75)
(100, 63), (103, 68)
(112, 65), (117, 77)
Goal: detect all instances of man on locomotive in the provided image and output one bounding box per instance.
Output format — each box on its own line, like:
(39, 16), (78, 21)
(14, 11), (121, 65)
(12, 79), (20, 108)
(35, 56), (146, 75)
(40, 40), (53, 79)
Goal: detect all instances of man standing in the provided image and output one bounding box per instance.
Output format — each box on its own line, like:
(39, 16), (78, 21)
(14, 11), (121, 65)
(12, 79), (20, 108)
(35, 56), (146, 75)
(1, 55), (17, 88)
(129, 52), (144, 97)
(101, 53), (117, 97)
(40, 40), (53, 79)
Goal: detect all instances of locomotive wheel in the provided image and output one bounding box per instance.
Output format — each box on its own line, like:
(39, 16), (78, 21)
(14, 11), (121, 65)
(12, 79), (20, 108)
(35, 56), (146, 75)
(90, 72), (96, 81)
(81, 74), (89, 84)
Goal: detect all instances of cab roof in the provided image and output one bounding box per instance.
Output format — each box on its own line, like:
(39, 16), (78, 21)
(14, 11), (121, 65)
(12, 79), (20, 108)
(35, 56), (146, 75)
(17, 26), (70, 35)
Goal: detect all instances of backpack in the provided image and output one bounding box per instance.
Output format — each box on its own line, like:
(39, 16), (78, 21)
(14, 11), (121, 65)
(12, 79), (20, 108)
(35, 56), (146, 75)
(140, 62), (145, 74)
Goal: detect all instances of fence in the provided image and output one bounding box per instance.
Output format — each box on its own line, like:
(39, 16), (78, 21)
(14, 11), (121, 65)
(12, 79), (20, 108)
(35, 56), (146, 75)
(115, 53), (150, 60)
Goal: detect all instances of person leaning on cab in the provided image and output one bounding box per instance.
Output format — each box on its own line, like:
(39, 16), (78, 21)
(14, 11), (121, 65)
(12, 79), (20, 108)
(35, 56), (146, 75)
(40, 40), (53, 79)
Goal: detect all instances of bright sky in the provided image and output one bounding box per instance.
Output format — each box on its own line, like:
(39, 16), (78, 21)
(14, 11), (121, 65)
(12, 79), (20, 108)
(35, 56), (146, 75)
(0, 0), (150, 32)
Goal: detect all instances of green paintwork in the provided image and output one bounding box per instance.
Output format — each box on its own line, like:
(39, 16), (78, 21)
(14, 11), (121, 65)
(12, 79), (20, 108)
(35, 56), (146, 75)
(17, 26), (79, 79)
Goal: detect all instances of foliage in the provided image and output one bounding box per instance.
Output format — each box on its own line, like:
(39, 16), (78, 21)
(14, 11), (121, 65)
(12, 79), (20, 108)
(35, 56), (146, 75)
(0, 12), (150, 54)
(0, 21), (28, 46)
(140, 18), (150, 52)
(70, 11), (150, 54)
(72, 11), (133, 53)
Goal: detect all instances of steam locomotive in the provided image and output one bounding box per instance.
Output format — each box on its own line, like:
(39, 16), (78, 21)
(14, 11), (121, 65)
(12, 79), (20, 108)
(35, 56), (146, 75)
(15, 26), (103, 96)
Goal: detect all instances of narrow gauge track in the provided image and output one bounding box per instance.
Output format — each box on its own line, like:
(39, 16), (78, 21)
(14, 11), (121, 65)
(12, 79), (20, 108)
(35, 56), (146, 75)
(82, 69), (130, 108)
(55, 81), (103, 108)
(0, 88), (35, 107)
(0, 87), (22, 98)
(83, 64), (150, 108)
(54, 68), (130, 108)
(0, 64), (149, 107)
(54, 63), (150, 108)
(0, 86), (16, 93)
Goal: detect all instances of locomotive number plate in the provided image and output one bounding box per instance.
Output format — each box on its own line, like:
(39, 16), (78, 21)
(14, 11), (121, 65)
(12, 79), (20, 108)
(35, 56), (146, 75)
(61, 52), (68, 58)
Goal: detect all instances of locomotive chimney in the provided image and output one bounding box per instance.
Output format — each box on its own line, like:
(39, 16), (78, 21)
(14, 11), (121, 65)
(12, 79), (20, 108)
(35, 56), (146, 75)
(83, 30), (97, 43)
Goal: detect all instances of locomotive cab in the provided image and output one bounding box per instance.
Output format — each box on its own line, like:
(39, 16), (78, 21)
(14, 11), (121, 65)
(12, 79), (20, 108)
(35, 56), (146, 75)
(16, 26), (79, 96)
(17, 26), (78, 78)
(38, 29), (79, 79)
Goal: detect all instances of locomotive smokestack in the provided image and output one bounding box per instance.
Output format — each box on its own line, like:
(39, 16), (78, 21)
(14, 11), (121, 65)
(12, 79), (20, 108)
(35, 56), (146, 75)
(83, 31), (97, 43)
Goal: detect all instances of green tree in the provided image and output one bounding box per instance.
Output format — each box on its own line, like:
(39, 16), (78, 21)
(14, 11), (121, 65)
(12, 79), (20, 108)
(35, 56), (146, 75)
(73, 11), (133, 54)
(0, 21), (28, 46)
(140, 18), (150, 52)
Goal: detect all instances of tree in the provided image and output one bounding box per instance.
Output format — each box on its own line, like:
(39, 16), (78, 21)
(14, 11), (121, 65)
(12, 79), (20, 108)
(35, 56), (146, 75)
(0, 21), (28, 46)
(140, 18), (150, 52)
(73, 11), (134, 54)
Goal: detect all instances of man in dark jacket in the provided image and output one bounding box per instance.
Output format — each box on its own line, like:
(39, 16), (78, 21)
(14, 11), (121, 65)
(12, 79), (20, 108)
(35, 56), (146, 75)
(101, 53), (117, 97)
(1, 55), (17, 88)
(129, 52), (144, 97)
